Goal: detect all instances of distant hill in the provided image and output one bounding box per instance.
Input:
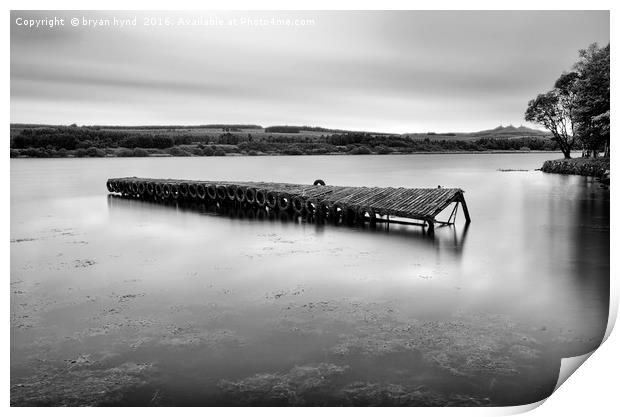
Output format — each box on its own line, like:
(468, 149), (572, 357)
(471, 125), (547, 137)
(264, 125), (392, 135)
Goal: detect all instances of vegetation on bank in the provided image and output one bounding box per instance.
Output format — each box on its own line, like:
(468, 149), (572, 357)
(9, 124), (561, 158)
(541, 157), (610, 178)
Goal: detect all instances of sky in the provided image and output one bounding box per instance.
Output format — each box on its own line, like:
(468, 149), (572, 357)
(10, 10), (609, 133)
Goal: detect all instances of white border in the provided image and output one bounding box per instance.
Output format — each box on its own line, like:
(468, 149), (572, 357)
(3, 1), (616, 416)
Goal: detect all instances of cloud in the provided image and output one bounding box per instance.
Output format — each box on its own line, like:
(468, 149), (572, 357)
(10, 10), (609, 132)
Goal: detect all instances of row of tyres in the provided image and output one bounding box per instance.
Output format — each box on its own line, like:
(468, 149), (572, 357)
(106, 178), (331, 217)
(106, 178), (379, 223)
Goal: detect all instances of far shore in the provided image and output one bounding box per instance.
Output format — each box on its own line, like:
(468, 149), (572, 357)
(11, 149), (566, 159)
(10, 124), (562, 159)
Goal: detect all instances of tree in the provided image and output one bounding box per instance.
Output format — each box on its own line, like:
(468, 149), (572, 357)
(572, 43), (610, 157)
(525, 84), (577, 159)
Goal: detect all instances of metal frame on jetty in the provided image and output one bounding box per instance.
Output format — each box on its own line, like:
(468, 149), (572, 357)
(106, 177), (471, 233)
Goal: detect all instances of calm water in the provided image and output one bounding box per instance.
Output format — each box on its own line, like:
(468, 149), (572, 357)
(10, 154), (609, 406)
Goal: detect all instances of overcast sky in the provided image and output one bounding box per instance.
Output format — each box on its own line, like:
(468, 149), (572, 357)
(11, 10), (609, 133)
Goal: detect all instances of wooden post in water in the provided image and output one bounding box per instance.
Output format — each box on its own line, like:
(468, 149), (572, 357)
(426, 219), (435, 235)
(458, 192), (471, 224)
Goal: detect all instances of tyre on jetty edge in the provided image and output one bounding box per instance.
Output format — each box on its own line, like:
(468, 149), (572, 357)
(137, 181), (146, 196)
(226, 185), (237, 201)
(357, 206), (377, 224)
(197, 183), (207, 200)
(292, 196), (305, 214)
(170, 183), (180, 199)
(305, 198), (318, 216)
(266, 191), (278, 209)
(235, 186), (246, 203)
(245, 187), (256, 204)
(277, 193), (292, 211)
(255, 189), (266, 207)
(318, 201), (331, 219)
(179, 182), (189, 198)
(162, 183), (171, 199)
(131, 181), (139, 195)
(207, 184), (217, 200)
(188, 183), (197, 199)
(331, 202), (346, 222)
(216, 185), (227, 200)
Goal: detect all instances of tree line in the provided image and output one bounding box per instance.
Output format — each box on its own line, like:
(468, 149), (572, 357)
(12, 127), (179, 150)
(11, 124), (560, 156)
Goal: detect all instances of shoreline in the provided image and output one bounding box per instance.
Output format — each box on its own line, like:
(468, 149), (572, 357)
(11, 150), (565, 159)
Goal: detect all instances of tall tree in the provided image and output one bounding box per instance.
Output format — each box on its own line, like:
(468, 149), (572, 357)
(525, 80), (577, 159)
(572, 43), (610, 157)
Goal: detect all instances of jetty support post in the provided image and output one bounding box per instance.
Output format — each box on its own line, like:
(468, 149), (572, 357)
(447, 202), (459, 225)
(425, 217), (435, 235)
(457, 192), (471, 224)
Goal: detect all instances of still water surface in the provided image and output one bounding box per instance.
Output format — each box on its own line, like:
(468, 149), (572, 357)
(10, 154), (609, 406)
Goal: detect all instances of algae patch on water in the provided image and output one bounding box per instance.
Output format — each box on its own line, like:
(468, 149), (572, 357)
(277, 299), (543, 377)
(330, 311), (542, 377)
(11, 362), (154, 406)
(218, 363), (493, 406)
(218, 363), (348, 405)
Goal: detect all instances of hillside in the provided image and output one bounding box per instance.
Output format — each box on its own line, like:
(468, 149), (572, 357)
(471, 125), (547, 137)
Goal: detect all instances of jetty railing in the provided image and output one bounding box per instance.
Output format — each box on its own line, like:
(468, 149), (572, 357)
(106, 177), (471, 233)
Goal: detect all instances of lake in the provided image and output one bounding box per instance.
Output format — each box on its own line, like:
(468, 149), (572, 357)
(10, 153), (610, 406)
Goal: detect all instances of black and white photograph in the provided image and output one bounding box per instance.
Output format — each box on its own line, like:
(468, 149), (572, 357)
(8, 4), (613, 410)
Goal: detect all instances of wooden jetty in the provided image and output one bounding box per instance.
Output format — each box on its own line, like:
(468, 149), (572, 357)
(106, 177), (471, 233)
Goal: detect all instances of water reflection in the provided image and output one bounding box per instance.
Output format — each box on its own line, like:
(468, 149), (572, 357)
(106, 194), (469, 256)
(570, 178), (610, 338)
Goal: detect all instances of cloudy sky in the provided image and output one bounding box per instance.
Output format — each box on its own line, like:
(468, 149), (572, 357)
(11, 10), (609, 133)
